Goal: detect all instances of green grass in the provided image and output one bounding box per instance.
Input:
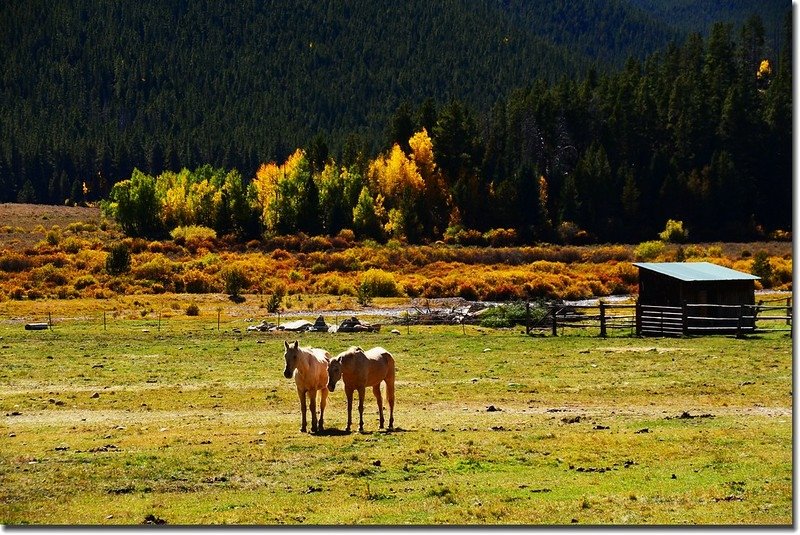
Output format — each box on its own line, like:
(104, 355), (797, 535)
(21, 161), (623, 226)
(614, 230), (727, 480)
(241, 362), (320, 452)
(0, 312), (792, 525)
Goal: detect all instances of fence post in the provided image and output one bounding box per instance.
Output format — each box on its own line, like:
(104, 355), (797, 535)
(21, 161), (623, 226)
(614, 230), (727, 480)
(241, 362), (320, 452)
(635, 300), (642, 336)
(736, 304), (744, 338)
(48, 311), (52, 330)
(599, 301), (606, 338)
(682, 303), (689, 336)
(103, 311), (107, 331)
(551, 306), (558, 337)
(525, 302), (531, 335)
(787, 297), (792, 326)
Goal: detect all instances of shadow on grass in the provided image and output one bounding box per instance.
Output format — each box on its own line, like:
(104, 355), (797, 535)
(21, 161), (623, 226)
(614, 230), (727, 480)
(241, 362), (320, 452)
(313, 428), (351, 437)
(314, 426), (411, 437)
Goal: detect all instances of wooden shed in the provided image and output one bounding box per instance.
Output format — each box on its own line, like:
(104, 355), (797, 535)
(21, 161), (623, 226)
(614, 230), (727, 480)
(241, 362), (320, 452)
(633, 262), (760, 336)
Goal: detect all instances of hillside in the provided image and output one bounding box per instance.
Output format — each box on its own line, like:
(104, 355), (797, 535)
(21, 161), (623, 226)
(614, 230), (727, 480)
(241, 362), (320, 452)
(628, 0), (789, 44)
(0, 0), (789, 206)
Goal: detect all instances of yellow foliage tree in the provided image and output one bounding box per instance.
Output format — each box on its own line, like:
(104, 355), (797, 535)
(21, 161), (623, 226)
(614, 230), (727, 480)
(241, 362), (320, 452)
(186, 179), (222, 228)
(409, 128), (450, 238)
(368, 143), (424, 199)
(757, 59), (771, 79)
(252, 149), (306, 232)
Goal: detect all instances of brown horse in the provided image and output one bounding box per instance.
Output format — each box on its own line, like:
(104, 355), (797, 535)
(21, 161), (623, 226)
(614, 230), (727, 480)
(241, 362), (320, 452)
(282, 340), (330, 433)
(327, 346), (395, 432)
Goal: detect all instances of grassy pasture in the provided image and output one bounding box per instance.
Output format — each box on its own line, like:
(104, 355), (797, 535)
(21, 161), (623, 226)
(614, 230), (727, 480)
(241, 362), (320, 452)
(0, 309), (792, 526)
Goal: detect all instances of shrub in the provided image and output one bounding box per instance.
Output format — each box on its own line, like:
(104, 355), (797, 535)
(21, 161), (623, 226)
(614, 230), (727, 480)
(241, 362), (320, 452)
(483, 282), (523, 301)
(45, 229), (61, 246)
(479, 302), (547, 328)
(356, 283), (372, 306)
(33, 264), (68, 286)
(323, 250), (362, 272)
(483, 228), (517, 247)
(615, 263), (639, 286)
(271, 248), (291, 260)
(770, 229), (792, 241)
(74, 275), (97, 290)
(334, 228), (356, 245)
(360, 268), (401, 297)
(170, 225), (217, 242)
(66, 221), (98, 233)
(186, 303), (200, 316)
(314, 274), (356, 296)
(771, 258), (792, 287)
(556, 221), (584, 244)
(266, 284), (286, 312)
(457, 283), (480, 301)
(658, 219), (688, 243)
(684, 245), (705, 258)
(300, 235), (333, 252)
(27, 289), (44, 300)
(634, 240), (665, 261)
(61, 237), (83, 254)
(0, 253), (33, 273)
(183, 269), (214, 293)
(751, 251), (773, 288)
(221, 265), (249, 297)
(454, 228), (485, 246)
(132, 254), (174, 282)
(105, 242), (131, 275)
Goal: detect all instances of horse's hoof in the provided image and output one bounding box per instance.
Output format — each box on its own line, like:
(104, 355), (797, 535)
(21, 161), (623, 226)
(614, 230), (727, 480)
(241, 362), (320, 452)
(300, 427), (307, 433)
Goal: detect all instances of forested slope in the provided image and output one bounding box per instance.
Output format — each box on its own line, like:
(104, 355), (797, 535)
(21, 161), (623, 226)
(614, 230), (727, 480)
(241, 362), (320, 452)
(0, 0), (791, 243)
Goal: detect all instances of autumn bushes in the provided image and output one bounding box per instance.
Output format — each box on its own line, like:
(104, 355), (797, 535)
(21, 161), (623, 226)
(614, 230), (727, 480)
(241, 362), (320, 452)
(0, 221), (792, 303)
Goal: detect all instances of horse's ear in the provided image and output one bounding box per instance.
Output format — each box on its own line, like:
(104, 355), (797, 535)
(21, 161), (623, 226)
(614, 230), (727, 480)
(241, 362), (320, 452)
(283, 340), (289, 350)
(293, 340), (299, 349)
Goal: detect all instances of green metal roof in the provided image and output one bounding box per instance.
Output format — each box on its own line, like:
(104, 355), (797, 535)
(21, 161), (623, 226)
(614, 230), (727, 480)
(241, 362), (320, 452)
(633, 261), (760, 282)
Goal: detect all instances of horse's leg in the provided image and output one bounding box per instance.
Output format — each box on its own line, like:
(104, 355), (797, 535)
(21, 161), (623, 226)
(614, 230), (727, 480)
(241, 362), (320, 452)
(297, 387), (307, 433)
(386, 376), (395, 430)
(308, 389), (318, 433)
(373, 384), (384, 429)
(319, 388), (328, 432)
(345, 386), (354, 432)
(357, 387), (366, 433)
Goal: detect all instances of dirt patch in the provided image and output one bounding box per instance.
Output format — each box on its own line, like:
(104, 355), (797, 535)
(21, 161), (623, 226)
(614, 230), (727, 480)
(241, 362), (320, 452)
(602, 347), (697, 354)
(0, 203), (110, 248)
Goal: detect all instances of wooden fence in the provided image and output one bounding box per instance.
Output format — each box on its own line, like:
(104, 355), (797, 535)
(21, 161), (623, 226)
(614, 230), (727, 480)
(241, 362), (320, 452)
(527, 297), (791, 338)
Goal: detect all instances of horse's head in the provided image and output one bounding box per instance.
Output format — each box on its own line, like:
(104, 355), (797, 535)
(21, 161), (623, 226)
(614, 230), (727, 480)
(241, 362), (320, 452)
(327, 357), (342, 391)
(282, 340), (300, 379)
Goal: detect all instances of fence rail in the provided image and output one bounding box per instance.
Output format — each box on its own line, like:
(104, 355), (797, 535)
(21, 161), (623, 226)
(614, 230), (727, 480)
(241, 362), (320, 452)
(8, 295), (791, 339)
(527, 299), (791, 338)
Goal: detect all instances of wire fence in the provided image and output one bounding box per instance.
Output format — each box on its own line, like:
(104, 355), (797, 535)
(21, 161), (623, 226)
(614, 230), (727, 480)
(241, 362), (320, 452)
(6, 294), (792, 339)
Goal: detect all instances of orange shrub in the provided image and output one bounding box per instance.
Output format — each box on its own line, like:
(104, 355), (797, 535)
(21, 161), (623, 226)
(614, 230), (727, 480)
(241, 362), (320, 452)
(132, 254), (175, 282)
(457, 282), (480, 301)
(183, 269), (215, 293)
(314, 274), (356, 296)
(483, 228), (517, 247)
(0, 253), (33, 272)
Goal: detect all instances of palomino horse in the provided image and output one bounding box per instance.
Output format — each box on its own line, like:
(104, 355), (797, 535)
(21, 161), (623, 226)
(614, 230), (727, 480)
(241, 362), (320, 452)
(282, 340), (330, 433)
(327, 346), (395, 432)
